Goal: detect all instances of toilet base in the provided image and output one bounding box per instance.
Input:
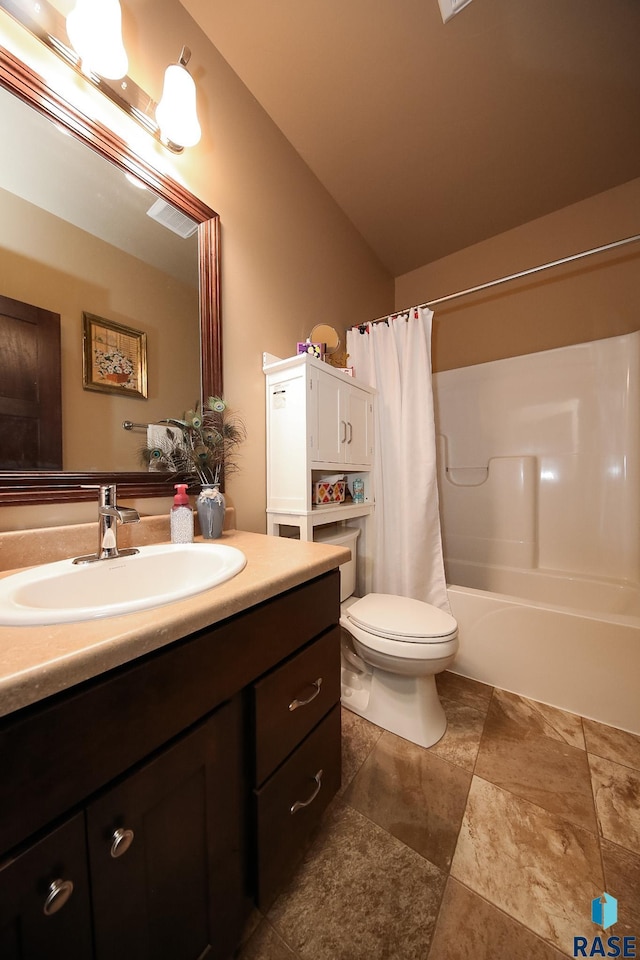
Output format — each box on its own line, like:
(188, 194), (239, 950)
(341, 663), (448, 749)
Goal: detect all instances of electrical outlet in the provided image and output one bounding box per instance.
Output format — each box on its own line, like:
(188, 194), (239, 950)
(438, 0), (474, 23)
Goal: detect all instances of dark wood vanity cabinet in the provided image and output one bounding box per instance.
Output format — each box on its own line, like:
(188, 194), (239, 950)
(251, 626), (342, 907)
(0, 814), (92, 960)
(86, 704), (243, 960)
(0, 569), (341, 959)
(0, 700), (243, 960)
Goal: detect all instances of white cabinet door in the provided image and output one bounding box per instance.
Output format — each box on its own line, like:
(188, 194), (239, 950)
(342, 383), (373, 466)
(310, 367), (373, 467)
(313, 370), (343, 462)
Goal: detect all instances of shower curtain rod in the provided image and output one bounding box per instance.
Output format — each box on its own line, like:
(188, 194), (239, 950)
(361, 232), (640, 326)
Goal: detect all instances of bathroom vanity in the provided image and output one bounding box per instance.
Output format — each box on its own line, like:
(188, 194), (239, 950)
(0, 529), (348, 960)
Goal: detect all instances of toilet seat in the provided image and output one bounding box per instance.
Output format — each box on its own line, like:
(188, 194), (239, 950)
(344, 593), (458, 643)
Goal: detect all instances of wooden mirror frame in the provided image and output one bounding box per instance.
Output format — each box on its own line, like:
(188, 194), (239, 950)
(0, 46), (221, 506)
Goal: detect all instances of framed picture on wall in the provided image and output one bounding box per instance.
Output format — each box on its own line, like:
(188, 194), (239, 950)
(82, 312), (148, 399)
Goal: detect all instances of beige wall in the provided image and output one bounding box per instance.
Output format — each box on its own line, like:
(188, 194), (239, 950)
(0, 187), (200, 472)
(0, 1), (393, 533)
(396, 178), (640, 373)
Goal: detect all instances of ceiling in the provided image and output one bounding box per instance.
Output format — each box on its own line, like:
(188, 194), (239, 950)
(1, 83), (198, 287)
(180, 0), (640, 276)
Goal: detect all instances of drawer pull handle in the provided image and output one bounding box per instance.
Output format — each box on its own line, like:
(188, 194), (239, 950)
(289, 678), (323, 712)
(110, 827), (135, 858)
(347, 421), (353, 444)
(43, 878), (74, 916)
(340, 420), (347, 443)
(290, 769), (323, 815)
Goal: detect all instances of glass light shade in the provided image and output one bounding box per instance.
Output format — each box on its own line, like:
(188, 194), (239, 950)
(156, 63), (201, 148)
(66, 0), (128, 80)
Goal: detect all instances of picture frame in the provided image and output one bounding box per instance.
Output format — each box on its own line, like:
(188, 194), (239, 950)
(82, 312), (147, 399)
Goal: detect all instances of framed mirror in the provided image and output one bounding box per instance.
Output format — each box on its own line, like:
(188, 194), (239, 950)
(0, 45), (221, 506)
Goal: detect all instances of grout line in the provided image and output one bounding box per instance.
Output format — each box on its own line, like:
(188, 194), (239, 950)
(339, 706), (384, 789)
(447, 876), (568, 958)
(469, 683), (495, 780)
(424, 874), (453, 960)
(426, 684), (496, 959)
(584, 746), (640, 775)
(583, 717), (608, 891)
(527, 697), (586, 751)
(263, 916), (304, 960)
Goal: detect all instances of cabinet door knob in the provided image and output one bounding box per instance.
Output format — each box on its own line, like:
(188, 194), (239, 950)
(290, 769), (323, 815)
(340, 420), (347, 443)
(110, 827), (135, 858)
(43, 878), (74, 916)
(288, 677), (323, 711)
(347, 421), (353, 444)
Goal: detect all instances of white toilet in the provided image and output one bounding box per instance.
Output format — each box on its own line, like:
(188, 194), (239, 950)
(315, 525), (458, 749)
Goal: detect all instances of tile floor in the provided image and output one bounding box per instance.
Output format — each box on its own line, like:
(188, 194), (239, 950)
(237, 672), (640, 960)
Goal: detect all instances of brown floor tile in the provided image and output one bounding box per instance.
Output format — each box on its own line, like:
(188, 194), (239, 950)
(584, 719), (640, 772)
(475, 689), (597, 833)
(602, 840), (640, 939)
(236, 918), (300, 960)
(451, 777), (604, 954)
(437, 670), (493, 708)
(526, 700), (585, 750)
(429, 671), (493, 771)
(429, 878), (566, 960)
(429, 694), (489, 772)
(268, 798), (446, 960)
(589, 754), (640, 852)
(339, 706), (384, 795)
(343, 730), (471, 869)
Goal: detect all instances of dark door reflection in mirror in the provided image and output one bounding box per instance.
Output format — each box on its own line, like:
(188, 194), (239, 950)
(0, 46), (221, 506)
(0, 293), (62, 469)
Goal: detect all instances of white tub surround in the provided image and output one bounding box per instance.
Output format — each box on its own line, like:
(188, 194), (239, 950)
(433, 332), (640, 734)
(448, 573), (640, 735)
(435, 331), (639, 583)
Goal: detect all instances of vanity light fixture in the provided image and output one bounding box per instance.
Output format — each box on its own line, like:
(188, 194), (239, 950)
(155, 46), (201, 150)
(66, 0), (128, 80)
(0, 0), (202, 152)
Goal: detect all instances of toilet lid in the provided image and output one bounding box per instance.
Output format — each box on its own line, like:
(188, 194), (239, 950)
(345, 593), (457, 642)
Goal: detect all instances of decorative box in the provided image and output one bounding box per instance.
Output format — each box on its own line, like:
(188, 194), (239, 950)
(297, 341), (325, 360)
(313, 480), (346, 505)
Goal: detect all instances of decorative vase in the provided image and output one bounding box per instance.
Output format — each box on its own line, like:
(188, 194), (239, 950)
(196, 484), (225, 539)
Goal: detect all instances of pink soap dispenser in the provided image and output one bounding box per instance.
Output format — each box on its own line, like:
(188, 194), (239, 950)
(170, 483), (194, 543)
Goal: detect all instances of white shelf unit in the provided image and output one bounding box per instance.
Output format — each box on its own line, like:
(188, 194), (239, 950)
(263, 353), (375, 591)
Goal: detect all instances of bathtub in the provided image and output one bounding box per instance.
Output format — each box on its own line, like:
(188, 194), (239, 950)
(446, 560), (640, 735)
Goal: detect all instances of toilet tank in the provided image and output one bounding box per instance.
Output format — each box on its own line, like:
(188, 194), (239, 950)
(314, 525), (361, 602)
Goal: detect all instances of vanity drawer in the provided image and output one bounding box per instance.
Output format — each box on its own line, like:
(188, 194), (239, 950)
(253, 626), (340, 785)
(254, 704), (341, 908)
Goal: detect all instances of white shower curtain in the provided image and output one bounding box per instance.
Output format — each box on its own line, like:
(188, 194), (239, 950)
(346, 306), (449, 611)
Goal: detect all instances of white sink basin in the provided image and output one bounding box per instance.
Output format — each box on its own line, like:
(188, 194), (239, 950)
(0, 542), (247, 626)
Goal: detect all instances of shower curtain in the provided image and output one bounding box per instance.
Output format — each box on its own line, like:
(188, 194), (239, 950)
(346, 306), (449, 611)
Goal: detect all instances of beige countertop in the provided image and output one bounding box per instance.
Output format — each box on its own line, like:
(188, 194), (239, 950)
(0, 528), (349, 720)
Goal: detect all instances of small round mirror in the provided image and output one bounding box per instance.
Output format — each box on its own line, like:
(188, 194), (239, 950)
(310, 323), (341, 355)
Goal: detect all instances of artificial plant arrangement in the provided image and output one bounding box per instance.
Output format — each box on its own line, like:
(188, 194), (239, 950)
(141, 396), (246, 487)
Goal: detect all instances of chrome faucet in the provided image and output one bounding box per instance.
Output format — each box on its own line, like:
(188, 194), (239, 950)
(73, 484), (140, 564)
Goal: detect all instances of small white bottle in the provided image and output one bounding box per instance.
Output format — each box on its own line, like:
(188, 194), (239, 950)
(170, 483), (194, 543)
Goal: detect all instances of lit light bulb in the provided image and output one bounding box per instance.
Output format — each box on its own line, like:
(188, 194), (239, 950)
(66, 0), (128, 80)
(155, 48), (201, 150)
